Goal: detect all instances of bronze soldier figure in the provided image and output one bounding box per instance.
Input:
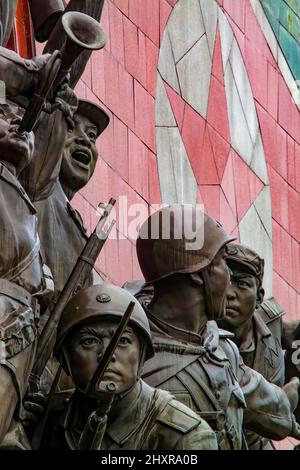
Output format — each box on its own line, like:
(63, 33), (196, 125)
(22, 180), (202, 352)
(217, 243), (300, 445)
(217, 244), (284, 449)
(0, 97), (50, 444)
(39, 283), (218, 450)
(136, 205), (300, 449)
(35, 100), (109, 301)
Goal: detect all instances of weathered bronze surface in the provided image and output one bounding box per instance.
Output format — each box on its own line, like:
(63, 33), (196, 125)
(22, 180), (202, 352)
(40, 284), (218, 450)
(137, 206), (300, 449)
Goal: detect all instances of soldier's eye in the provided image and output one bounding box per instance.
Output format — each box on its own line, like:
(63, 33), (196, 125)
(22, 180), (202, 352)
(119, 336), (130, 345)
(81, 337), (99, 347)
(88, 131), (97, 141)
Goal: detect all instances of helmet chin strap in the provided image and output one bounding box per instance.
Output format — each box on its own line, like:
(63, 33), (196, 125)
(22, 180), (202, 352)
(201, 267), (217, 321)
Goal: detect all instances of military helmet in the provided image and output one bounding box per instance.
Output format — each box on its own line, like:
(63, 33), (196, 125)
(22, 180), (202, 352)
(225, 243), (264, 285)
(54, 283), (154, 360)
(136, 205), (235, 284)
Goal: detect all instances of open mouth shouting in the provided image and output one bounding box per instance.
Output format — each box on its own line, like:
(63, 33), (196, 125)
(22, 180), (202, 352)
(71, 147), (92, 170)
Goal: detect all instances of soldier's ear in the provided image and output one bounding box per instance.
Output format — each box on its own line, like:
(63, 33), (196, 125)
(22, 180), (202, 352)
(189, 272), (204, 286)
(256, 286), (264, 306)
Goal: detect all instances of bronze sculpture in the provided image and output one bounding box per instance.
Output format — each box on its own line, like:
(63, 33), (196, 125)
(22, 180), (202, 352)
(39, 283), (218, 450)
(136, 205), (300, 449)
(218, 243), (300, 447)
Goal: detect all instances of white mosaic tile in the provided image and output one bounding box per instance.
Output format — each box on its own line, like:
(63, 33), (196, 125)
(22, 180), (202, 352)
(199, 0), (218, 57)
(218, 8), (234, 71)
(155, 74), (177, 127)
(176, 35), (212, 118)
(228, 40), (259, 144)
(250, 132), (269, 185)
(158, 30), (181, 94)
(239, 204), (273, 297)
(253, 185), (273, 239)
(224, 62), (254, 165)
(156, 127), (198, 204)
(168, 0), (205, 64)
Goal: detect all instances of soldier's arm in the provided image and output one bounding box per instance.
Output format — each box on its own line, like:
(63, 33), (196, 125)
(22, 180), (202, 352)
(0, 367), (18, 443)
(0, 47), (50, 97)
(175, 425), (218, 450)
(224, 338), (295, 440)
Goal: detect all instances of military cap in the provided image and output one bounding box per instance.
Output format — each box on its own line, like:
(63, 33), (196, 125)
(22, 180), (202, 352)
(77, 100), (110, 137)
(225, 243), (264, 285)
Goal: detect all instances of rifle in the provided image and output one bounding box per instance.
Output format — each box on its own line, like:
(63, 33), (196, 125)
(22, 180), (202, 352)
(28, 197), (116, 396)
(33, 300), (135, 450)
(79, 300), (135, 450)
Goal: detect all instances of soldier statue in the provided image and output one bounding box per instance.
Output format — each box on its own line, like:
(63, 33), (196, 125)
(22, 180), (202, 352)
(38, 283), (218, 450)
(136, 204), (300, 449)
(218, 243), (300, 448)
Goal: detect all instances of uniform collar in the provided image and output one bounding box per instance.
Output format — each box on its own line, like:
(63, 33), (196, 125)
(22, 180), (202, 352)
(253, 311), (280, 359)
(0, 162), (36, 213)
(105, 380), (154, 445)
(65, 380), (154, 448)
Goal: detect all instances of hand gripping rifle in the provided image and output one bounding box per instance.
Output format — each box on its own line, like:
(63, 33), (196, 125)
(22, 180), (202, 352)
(28, 198), (116, 397)
(79, 301), (135, 450)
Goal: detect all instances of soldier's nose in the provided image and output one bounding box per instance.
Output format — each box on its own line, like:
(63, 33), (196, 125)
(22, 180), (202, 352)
(75, 135), (91, 148)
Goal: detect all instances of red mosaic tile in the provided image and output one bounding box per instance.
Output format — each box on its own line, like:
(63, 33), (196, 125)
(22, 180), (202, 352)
(129, 0), (160, 46)
(97, 116), (114, 170)
(74, 79), (87, 100)
(164, 81), (185, 131)
(244, 38), (268, 110)
(207, 125), (231, 180)
(101, 1), (111, 54)
(291, 238), (300, 294)
(295, 142), (300, 194)
(211, 27), (224, 85)
(288, 187), (300, 244)
(227, 16), (245, 56)
(272, 220), (281, 273)
(257, 105), (287, 179)
(220, 189), (238, 234)
(91, 49), (106, 103)
(103, 52), (119, 114)
(200, 185), (221, 220)
(207, 75), (230, 143)
(146, 37), (159, 97)
(248, 167), (264, 205)
(113, 116), (129, 182)
(81, 56), (92, 90)
(244, 2), (272, 62)
(128, 130), (149, 200)
(134, 80), (155, 151)
(123, 15), (139, 78)
(181, 102), (206, 171)
(118, 64), (135, 129)
(268, 166), (289, 231)
(221, 153), (237, 218)
(267, 63), (279, 121)
(196, 127), (219, 185)
(109, 1), (125, 65)
(148, 150), (162, 206)
(280, 227), (293, 286)
(118, 237), (134, 285)
(113, 0), (129, 16)
(160, 0), (172, 41)
(278, 76), (300, 144)
(287, 136), (296, 189)
(224, 0), (245, 32)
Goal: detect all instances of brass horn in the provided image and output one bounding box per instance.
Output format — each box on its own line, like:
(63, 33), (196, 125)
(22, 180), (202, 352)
(54, 11), (106, 87)
(18, 11), (106, 134)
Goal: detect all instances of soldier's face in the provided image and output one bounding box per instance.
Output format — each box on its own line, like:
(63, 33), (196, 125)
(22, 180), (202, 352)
(60, 113), (99, 193)
(219, 265), (262, 330)
(67, 318), (140, 396)
(0, 103), (34, 173)
(206, 247), (231, 320)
